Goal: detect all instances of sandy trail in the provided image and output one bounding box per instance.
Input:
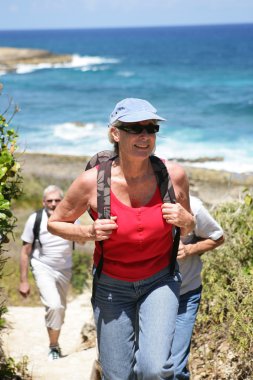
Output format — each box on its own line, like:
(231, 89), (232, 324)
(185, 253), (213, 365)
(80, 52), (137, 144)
(2, 290), (97, 380)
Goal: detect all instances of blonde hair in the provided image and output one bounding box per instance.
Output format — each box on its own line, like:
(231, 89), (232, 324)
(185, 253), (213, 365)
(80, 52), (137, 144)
(107, 121), (122, 153)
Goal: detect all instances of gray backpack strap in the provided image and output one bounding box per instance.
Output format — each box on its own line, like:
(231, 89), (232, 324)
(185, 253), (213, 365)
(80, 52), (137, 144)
(97, 159), (114, 220)
(85, 151), (118, 286)
(94, 159), (115, 281)
(85, 150), (117, 220)
(150, 155), (181, 275)
(85, 150), (117, 171)
(150, 155), (176, 203)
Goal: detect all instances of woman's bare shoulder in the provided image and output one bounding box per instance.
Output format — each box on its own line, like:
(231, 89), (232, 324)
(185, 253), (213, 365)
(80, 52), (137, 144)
(164, 160), (187, 183)
(76, 166), (97, 187)
(64, 166), (97, 201)
(50, 167), (98, 222)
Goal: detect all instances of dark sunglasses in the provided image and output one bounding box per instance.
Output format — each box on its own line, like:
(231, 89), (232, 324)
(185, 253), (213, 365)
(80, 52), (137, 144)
(46, 199), (61, 203)
(117, 124), (159, 134)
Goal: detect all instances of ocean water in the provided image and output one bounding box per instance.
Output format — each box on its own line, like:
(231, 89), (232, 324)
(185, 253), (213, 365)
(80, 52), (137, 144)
(0, 24), (253, 173)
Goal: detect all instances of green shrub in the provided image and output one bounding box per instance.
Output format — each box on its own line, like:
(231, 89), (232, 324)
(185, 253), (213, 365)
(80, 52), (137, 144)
(0, 356), (31, 380)
(0, 85), (30, 379)
(71, 249), (92, 293)
(192, 192), (253, 379)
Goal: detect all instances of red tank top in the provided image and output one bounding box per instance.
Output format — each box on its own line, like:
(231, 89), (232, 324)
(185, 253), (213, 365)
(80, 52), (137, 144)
(91, 186), (173, 282)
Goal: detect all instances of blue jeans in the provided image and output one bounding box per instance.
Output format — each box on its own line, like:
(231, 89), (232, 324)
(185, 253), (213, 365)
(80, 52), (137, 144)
(92, 267), (182, 380)
(171, 286), (202, 380)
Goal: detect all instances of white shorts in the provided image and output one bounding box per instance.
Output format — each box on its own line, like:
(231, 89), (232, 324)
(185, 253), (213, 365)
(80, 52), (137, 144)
(31, 259), (72, 330)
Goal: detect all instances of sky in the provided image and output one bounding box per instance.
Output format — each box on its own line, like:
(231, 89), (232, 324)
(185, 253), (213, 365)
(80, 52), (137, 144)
(0, 0), (253, 30)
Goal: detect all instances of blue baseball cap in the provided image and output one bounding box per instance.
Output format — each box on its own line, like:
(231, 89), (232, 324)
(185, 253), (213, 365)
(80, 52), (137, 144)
(109, 98), (166, 125)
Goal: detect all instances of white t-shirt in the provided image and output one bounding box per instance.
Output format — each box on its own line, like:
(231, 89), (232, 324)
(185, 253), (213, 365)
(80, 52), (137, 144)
(179, 196), (223, 295)
(21, 209), (73, 270)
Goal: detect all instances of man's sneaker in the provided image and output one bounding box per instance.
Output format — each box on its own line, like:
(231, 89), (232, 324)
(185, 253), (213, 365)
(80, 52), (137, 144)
(48, 346), (61, 361)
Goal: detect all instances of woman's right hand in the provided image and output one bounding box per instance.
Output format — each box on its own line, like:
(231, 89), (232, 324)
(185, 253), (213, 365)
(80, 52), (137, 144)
(89, 216), (118, 241)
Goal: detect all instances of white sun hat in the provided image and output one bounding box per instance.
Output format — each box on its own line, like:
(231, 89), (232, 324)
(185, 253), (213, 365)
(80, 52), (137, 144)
(109, 98), (166, 125)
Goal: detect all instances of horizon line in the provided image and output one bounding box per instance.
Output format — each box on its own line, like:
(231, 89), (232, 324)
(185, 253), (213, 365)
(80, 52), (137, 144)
(0, 21), (253, 33)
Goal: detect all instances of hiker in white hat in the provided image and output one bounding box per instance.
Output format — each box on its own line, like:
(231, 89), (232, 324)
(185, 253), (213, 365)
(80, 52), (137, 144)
(48, 98), (195, 379)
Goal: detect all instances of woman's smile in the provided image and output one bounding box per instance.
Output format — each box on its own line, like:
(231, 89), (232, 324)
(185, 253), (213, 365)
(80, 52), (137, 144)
(134, 143), (150, 149)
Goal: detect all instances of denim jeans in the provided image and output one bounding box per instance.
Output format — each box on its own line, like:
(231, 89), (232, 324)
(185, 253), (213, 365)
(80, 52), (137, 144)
(171, 286), (202, 380)
(92, 267), (182, 380)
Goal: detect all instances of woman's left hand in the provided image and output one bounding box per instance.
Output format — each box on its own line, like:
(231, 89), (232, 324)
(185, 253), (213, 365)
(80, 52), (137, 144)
(161, 202), (194, 231)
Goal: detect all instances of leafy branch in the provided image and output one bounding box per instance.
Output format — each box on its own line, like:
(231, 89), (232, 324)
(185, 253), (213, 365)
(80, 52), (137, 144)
(0, 87), (22, 246)
(0, 84), (28, 378)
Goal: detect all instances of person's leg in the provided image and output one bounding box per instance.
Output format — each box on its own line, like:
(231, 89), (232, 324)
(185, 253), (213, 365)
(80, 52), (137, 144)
(54, 268), (72, 328)
(47, 328), (61, 347)
(92, 274), (137, 380)
(32, 263), (69, 347)
(135, 269), (181, 380)
(171, 286), (202, 380)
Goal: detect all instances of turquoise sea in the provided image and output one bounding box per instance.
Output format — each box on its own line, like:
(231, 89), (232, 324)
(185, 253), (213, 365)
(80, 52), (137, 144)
(0, 24), (253, 173)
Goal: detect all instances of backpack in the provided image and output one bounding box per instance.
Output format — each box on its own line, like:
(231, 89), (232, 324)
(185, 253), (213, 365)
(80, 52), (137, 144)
(32, 208), (75, 250)
(32, 208), (44, 250)
(85, 150), (181, 281)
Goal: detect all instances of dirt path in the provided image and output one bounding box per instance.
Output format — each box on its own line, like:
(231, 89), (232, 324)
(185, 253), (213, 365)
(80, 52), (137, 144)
(2, 290), (97, 380)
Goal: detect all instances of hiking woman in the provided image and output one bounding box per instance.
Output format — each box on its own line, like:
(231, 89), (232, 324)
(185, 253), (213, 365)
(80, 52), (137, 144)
(48, 98), (195, 380)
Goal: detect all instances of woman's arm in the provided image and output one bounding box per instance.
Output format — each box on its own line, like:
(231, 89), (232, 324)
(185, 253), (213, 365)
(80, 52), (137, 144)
(48, 168), (118, 244)
(161, 161), (195, 235)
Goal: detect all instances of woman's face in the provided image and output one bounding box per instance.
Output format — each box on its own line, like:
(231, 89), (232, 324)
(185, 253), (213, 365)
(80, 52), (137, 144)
(113, 120), (158, 159)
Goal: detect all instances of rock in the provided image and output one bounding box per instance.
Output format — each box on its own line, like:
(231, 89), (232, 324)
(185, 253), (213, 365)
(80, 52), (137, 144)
(169, 156), (224, 163)
(80, 322), (97, 350)
(0, 47), (72, 72)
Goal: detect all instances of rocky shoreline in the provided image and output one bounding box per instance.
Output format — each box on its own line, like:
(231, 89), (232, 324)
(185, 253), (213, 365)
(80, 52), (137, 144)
(0, 47), (72, 72)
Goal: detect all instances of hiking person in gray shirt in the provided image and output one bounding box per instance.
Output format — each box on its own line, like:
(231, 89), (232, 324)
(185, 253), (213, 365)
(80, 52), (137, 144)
(171, 195), (224, 379)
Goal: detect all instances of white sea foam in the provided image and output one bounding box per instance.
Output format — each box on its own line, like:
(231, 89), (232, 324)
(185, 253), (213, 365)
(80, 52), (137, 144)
(53, 122), (96, 140)
(15, 54), (119, 74)
(184, 160), (253, 174)
(18, 122), (253, 174)
(53, 55), (119, 69)
(156, 137), (253, 174)
(16, 63), (53, 74)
